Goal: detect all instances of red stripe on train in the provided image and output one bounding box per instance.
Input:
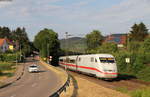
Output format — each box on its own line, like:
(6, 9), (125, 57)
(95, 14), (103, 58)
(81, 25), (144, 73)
(60, 62), (118, 75)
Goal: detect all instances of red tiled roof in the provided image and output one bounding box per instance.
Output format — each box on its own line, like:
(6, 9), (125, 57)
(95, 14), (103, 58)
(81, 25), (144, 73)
(0, 38), (5, 46)
(0, 38), (14, 46)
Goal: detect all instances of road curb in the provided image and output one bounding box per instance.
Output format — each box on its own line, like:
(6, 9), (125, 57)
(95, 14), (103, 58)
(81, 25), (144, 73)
(0, 63), (25, 89)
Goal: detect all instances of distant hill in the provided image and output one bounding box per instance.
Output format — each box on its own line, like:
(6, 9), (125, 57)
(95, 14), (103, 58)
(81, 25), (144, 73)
(60, 37), (87, 53)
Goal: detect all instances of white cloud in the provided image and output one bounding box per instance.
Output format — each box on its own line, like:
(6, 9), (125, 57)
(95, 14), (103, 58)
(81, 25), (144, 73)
(0, 1), (12, 8)
(0, 0), (150, 40)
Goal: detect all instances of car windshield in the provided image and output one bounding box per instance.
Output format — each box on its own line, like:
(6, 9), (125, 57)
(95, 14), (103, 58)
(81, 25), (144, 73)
(30, 65), (37, 68)
(99, 57), (115, 63)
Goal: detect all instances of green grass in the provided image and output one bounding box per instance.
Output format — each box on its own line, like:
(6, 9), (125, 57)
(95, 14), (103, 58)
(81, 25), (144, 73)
(130, 87), (150, 97)
(0, 62), (15, 71)
(116, 86), (150, 97)
(116, 87), (129, 93)
(0, 62), (16, 77)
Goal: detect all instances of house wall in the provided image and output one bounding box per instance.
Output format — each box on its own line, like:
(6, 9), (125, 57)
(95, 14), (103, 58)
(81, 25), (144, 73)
(0, 40), (9, 52)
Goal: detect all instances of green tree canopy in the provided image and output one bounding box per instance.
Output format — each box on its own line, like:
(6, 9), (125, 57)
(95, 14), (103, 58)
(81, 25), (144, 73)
(86, 30), (103, 50)
(11, 27), (31, 56)
(0, 26), (11, 39)
(130, 22), (149, 41)
(34, 28), (60, 66)
(142, 37), (150, 52)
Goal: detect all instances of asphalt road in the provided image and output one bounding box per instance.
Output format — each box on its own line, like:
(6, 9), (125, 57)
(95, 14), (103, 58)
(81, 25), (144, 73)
(0, 59), (62, 97)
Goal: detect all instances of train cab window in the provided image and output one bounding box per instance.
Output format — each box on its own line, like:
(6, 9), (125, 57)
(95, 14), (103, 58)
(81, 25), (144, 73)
(91, 57), (94, 62)
(99, 57), (115, 63)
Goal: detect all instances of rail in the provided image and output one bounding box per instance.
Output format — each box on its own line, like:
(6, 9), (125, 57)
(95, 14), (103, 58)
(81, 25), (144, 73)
(49, 71), (71, 97)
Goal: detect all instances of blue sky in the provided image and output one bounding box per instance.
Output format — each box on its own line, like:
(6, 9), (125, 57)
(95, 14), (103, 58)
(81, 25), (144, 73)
(0, 0), (150, 40)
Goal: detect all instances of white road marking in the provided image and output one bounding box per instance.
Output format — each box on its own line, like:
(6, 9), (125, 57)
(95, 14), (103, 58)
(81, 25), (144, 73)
(10, 94), (16, 97)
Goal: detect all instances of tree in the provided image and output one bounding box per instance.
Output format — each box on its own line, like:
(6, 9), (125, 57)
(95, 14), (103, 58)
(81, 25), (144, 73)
(130, 22), (149, 41)
(86, 30), (103, 50)
(97, 43), (118, 53)
(142, 37), (150, 52)
(34, 28), (60, 66)
(0, 26), (11, 39)
(11, 27), (31, 56)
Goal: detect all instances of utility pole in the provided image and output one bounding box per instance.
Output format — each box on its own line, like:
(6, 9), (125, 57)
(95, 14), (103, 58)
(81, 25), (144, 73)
(19, 44), (22, 62)
(65, 32), (69, 70)
(47, 43), (49, 64)
(47, 37), (49, 64)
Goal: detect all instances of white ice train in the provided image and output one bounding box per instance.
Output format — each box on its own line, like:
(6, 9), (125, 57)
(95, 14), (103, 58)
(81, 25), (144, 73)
(59, 54), (118, 79)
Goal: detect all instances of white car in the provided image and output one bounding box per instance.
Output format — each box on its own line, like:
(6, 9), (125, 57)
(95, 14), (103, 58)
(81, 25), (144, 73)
(28, 64), (39, 73)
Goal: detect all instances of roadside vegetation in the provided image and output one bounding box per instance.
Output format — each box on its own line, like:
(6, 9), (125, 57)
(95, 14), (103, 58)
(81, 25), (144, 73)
(0, 62), (16, 83)
(0, 26), (34, 83)
(34, 28), (60, 66)
(83, 22), (150, 97)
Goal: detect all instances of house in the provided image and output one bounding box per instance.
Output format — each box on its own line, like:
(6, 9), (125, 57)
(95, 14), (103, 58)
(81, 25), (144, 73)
(0, 38), (16, 52)
(104, 34), (127, 47)
(0, 38), (9, 52)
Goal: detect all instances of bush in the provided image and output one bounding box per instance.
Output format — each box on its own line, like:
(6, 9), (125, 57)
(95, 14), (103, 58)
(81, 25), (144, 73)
(114, 51), (134, 73)
(142, 37), (150, 52)
(137, 66), (150, 82)
(143, 52), (150, 64)
(129, 41), (142, 52)
(0, 53), (20, 62)
(97, 43), (118, 53)
(0, 62), (15, 70)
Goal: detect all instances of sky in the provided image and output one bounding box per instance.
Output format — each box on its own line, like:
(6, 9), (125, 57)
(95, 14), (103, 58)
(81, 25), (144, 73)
(0, 0), (150, 41)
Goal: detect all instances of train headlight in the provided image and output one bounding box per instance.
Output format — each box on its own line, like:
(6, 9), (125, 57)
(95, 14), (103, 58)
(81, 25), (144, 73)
(103, 70), (116, 72)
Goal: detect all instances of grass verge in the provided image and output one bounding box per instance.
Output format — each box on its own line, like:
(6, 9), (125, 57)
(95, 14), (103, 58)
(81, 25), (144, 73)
(116, 87), (150, 97)
(0, 62), (16, 80)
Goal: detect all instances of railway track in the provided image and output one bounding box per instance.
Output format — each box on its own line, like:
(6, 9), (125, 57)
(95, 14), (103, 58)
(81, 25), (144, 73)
(68, 70), (150, 91)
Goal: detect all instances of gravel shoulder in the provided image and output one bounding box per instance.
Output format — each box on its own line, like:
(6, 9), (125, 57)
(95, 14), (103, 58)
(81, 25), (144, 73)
(61, 71), (130, 97)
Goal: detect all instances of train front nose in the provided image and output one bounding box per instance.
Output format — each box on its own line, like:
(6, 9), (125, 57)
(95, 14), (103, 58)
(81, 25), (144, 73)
(102, 64), (118, 78)
(103, 71), (118, 79)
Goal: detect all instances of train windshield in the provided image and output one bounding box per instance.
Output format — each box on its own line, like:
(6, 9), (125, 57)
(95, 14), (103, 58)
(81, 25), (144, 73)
(99, 57), (115, 63)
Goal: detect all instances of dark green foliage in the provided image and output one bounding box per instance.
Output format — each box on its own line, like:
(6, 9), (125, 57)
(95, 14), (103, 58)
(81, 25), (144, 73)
(129, 41), (142, 52)
(0, 26), (11, 39)
(114, 51), (131, 73)
(137, 66), (150, 82)
(0, 63), (15, 76)
(130, 22), (148, 41)
(0, 53), (20, 62)
(34, 28), (60, 66)
(0, 63), (15, 71)
(12, 27), (31, 56)
(132, 53), (145, 74)
(60, 37), (87, 54)
(144, 53), (150, 64)
(97, 43), (118, 53)
(86, 30), (103, 50)
(142, 37), (150, 52)
(0, 26), (33, 56)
